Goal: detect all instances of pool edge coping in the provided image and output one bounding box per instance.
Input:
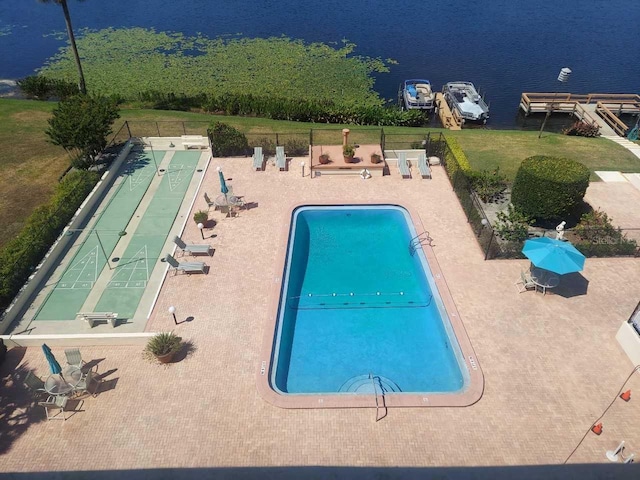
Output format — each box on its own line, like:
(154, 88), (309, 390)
(256, 201), (485, 409)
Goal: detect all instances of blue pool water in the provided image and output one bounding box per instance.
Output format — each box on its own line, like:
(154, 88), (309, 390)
(272, 206), (468, 395)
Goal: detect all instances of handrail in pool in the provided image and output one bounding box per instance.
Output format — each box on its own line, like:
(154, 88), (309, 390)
(409, 231), (432, 256)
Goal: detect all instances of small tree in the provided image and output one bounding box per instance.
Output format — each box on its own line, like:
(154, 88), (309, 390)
(210, 122), (249, 157)
(494, 204), (534, 242)
(46, 94), (120, 168)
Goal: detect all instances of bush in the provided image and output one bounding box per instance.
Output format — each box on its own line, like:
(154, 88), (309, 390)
(284, 138), (309, 156)
(17, 75), (78, 100)
(511, 156), (590, 223)
(193, 210), (209, 224)
(494, 204), (534, 242)
(144, 332), (183, 357)
(563, 121), (600, 137)
(573, 209), (638, 256)
(210, 122), (249, 157)
(0, 170), (99, 311)
(442, 136), (472, 177)
(469, 168), (507, 203)
(255, 137), (276, 156)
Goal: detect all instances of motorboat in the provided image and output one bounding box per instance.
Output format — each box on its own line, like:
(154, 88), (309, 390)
(400, 79), (435, 111)
(442, 81), (489, 123)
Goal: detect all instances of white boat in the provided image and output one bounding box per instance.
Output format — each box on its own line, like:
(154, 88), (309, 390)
(401, 79), (435, 111)
(443, 81), (489, 123)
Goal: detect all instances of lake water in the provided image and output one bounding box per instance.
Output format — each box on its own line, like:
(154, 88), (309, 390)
(1, 0), (638, 126)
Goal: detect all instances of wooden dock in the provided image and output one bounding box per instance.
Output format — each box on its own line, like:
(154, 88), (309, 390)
(520, 93), (640, 137)
(434, 92), (462, 130)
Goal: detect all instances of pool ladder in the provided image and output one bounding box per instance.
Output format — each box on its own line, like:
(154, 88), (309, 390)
(408, 231), (432, 256)
(369, 373), (387, 422)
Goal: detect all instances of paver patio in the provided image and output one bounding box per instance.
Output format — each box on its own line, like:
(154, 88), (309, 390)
(1, 153), (639, 477)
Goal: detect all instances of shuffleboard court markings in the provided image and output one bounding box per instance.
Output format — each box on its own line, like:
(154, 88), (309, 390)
(166, 164), (195, 192)
(128, 167), (155, 191)
(107, 245), (149, 289)
(57, 246), (99, 290)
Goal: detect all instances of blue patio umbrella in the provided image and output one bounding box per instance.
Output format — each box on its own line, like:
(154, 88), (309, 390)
(522, 237), (586, 275)
(42, 343), (62, 376)
(217, 166), (229, 199)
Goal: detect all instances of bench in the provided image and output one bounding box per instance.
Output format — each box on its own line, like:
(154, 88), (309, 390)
(77, 312), (118, 328)
(181, 135), (208, 150)
(417, 153), (432, 179)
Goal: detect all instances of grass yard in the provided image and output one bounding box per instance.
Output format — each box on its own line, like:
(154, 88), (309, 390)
(0, 99), (69, 247)
(447, 129), (640, 181)
(2, 98), (639, 248)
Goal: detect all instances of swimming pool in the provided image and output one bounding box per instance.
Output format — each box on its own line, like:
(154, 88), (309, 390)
(259, 204), (483, 408)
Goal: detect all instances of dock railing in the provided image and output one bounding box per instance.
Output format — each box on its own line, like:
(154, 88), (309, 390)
(595, 102), (630, 136)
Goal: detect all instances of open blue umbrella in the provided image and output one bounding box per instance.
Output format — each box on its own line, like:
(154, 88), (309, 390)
(42, 343), (62, 376)
(217, 166), (229, 200)
(522, 237), (586, 275)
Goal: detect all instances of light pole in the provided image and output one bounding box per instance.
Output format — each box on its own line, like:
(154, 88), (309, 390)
(168, 305), (177, 325)
(197, 223), (205, 240)
(539, 67), (572, 139)
(300, 161), (305, 178)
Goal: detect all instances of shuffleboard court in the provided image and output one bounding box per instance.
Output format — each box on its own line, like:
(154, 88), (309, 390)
(94, 151), (200, 318)
(34, 150), (164, 321)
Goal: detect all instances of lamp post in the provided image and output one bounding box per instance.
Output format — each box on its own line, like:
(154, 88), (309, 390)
(168, 305), (177, 325)
(197, 223), (204, 240)
(539, 67), (572, 139)
(300, 161), (305, 178)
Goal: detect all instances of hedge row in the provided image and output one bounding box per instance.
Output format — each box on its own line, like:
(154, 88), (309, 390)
(20, 76), (429, 127)
(17, 76), (79, 100)
(442, 136), (472, 176)
(0, 170), (99, 312)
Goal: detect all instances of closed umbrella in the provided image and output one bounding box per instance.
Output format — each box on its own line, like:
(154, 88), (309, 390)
(522, 237), (586, 275)
(42, 343), (63, 379)
(217, 166), (229, 201)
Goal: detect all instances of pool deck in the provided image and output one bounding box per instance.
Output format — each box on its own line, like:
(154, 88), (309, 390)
(2, 152), (640, 477)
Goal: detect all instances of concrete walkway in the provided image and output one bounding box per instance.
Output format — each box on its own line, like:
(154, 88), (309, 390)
(602, 134), (640, 160)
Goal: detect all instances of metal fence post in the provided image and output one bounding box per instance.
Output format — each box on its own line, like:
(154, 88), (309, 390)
(182, 122), (186, 135)
(156, 122), (160, 137)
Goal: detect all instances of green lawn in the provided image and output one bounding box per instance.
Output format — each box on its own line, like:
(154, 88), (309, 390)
(2, 98), (638, 247)
(447, 129), (640, 181)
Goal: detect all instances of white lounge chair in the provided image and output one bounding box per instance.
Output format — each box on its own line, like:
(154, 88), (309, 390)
(275, 145), (286, 171)
(253, 146), (264, 171)
(398, 152), (411, 179)
(173, 236), (212, 256)
(165, 254), (206, 274)
(417, 152), (432, 179)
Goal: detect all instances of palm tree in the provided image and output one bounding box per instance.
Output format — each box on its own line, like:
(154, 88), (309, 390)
(39, 0), (87, 94)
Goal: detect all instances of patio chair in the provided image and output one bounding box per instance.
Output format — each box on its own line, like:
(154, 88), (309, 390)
(64, 348), (85, 369)
(253, 146), (264, 171)
(39, 395), (69, 421)
(24, 372), (47, 399)
(515, 269), (536, 293)
(173, 236), (212, 256)
(165, 254), (206, 274)
(204, 192), (215, 209)
(276, 145), (286, 171)
(72, 369), (100, 398)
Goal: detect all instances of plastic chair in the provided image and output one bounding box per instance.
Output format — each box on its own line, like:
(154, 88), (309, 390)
(24, 372), (47, 399)
(72, 369), (100, 398)
(64, 348), (85, 369)
(39, 395), (69, 421)
(515, 269), (536, 293)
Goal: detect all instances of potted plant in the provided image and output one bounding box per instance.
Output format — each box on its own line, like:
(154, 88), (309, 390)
(144, 332), (183, 364)
(370, 152), (382, 164)
(193, 210), (208, 225)
(343, 144), (356, 163)
(318, 153), (330, 164)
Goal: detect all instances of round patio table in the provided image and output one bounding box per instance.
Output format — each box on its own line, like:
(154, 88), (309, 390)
(45, 365), (82, 396)
(530, 267), (560, 295)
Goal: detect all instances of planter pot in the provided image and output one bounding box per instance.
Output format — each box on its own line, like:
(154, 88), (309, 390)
(156, 352), (175, 364)
(344, 155), (355, 163)
(319, 155), (330, 165)
(371, 156), (382, 164)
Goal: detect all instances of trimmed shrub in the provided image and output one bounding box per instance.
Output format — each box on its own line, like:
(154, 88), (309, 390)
(511, 156), (590, 222)
(210, 122), (249, 157)
(573, 209), (638, 256)
(0, 170), (99, 311)
(442, 136), (472, 177)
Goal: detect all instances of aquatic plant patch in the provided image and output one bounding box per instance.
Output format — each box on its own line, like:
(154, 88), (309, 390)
(39, 28), (390, 107)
